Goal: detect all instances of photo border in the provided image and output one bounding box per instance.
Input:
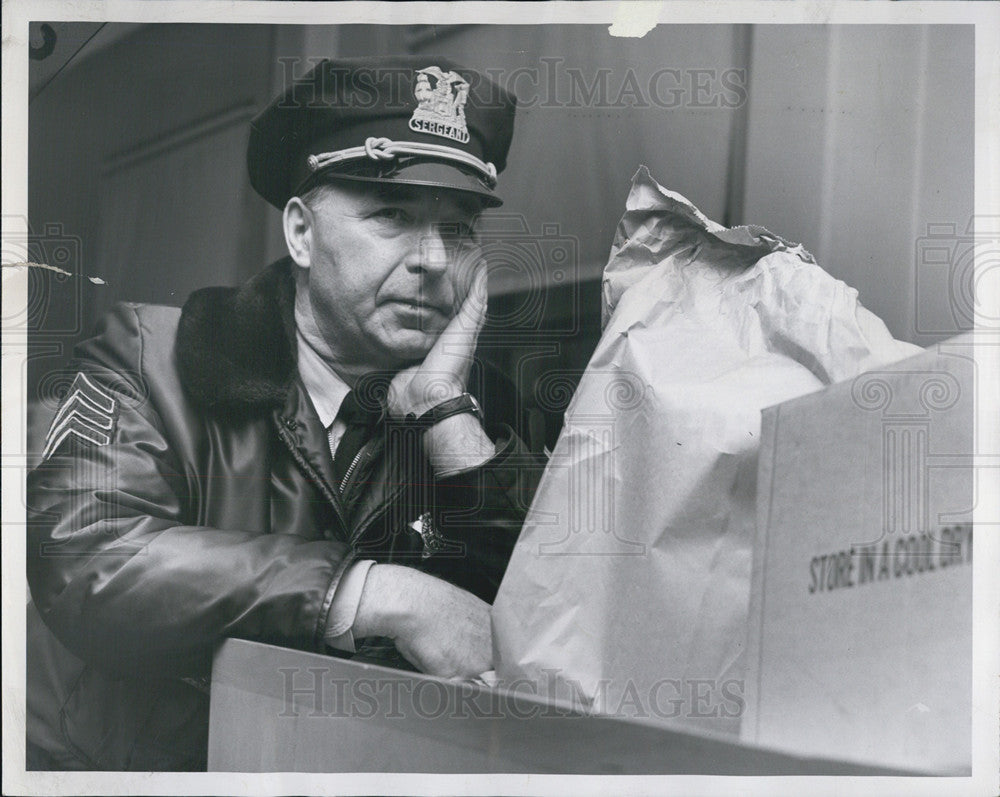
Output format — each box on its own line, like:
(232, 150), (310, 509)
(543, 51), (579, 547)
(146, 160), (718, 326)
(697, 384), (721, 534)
(3, 2), (998, 795)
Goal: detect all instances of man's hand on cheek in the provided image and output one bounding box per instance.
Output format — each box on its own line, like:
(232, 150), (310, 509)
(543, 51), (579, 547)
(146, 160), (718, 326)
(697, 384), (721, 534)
(387, 266), (487, 417)
(387, 268), (496, 475)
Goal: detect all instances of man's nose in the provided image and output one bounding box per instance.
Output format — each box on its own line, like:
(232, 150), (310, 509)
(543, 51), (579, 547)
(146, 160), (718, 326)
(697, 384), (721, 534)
(408, 223), (452, 276)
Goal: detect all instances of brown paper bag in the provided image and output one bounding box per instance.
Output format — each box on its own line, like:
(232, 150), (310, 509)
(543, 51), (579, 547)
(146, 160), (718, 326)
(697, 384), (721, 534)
(492, 166), (920, 735)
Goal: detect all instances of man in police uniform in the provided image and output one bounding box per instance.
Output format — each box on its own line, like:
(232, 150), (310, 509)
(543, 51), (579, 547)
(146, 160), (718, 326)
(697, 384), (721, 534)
(26, 56), (541, 770)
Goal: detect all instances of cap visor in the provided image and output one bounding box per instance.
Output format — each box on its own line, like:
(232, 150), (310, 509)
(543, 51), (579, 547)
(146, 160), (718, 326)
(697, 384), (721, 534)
(318, 160), (503, 208)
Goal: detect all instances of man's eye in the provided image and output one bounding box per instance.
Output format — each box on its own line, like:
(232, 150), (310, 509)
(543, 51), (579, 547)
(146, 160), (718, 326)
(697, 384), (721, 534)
(373, 207), (410, 222)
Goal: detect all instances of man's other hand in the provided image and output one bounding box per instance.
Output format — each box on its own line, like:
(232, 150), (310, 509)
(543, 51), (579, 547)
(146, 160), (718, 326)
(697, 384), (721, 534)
(352, 563), (492, 679)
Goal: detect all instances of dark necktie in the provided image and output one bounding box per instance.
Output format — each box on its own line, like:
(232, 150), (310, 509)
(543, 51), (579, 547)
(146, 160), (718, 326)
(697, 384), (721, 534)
(332, 386), (385, 492)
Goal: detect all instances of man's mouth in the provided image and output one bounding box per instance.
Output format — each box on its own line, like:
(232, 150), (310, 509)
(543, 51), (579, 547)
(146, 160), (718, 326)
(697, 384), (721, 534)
(387, 297), (451, 316)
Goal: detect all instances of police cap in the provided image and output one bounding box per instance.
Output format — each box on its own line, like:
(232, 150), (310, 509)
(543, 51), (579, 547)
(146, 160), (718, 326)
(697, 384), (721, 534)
(248, 55), (517, 209)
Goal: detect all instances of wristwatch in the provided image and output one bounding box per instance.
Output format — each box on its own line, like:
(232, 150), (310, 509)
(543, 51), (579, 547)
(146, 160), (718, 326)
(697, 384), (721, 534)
(405, 392), (484, 429)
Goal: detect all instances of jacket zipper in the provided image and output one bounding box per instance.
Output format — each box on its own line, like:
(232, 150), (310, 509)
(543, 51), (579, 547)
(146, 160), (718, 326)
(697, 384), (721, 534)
(276, 415), (408, 548)
(339, 446), (366, 494)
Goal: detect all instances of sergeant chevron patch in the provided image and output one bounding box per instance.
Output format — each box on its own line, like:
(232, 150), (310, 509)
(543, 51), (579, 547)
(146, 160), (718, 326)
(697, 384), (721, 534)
(42, 373), (118, 461)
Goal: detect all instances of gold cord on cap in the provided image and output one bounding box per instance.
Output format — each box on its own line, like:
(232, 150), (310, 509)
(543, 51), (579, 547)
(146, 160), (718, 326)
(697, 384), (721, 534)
(308, 137), (498, 188)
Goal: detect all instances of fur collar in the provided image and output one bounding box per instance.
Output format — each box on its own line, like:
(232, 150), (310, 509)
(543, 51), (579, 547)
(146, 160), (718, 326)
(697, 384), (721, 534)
(176, 258), (297, 415)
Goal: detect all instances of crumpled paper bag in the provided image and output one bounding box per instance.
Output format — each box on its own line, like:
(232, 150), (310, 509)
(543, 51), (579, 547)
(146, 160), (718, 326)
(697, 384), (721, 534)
(492, 165), (920, 735)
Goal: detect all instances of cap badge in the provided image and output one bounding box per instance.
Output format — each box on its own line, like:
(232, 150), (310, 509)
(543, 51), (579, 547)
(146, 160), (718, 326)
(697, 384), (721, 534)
(409, 67), (471, 145)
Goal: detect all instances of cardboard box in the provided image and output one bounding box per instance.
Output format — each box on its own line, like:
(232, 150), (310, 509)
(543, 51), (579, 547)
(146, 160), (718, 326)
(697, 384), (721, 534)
(208, 638), (913, 774)
(742, 335), (974, 773)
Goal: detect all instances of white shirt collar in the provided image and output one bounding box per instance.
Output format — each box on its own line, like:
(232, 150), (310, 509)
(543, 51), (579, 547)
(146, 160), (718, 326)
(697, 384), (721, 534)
(296, 329), (351, 429)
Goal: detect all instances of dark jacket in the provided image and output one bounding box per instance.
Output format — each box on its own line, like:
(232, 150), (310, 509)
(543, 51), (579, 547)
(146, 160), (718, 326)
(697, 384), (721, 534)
(26, 259), (543, 770)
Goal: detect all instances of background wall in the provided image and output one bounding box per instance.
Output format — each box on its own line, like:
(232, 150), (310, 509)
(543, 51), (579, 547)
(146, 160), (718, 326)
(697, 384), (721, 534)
(26, 22), (974, 449)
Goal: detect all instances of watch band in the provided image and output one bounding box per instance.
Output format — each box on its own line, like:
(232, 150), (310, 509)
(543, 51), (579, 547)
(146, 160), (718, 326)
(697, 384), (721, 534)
(405, 393), (483, 429)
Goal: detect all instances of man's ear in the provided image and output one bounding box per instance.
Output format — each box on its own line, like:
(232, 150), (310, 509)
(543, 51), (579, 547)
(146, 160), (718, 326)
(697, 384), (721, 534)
(283, 197), (313, 268)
